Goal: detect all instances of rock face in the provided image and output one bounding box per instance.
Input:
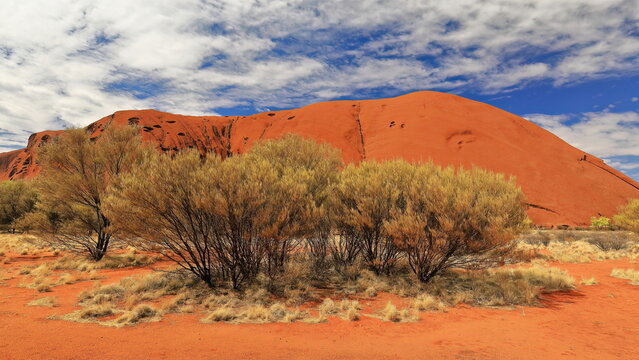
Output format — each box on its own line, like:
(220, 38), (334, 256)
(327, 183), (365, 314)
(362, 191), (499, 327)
(1, 91), (637, 226)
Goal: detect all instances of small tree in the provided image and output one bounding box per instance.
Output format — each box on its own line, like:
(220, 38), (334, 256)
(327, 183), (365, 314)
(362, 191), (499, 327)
(106, 150), (223, 286)
(331, 161), (415, 274)
(385, 165), (527, 283)
(34, 125), (149, 260)
(613, 199), (639, 233)
(590, 216), (611, 230)
(244, 134), (342, 274)
(209, 154), (307, 288)
(0, 180), (37, 233)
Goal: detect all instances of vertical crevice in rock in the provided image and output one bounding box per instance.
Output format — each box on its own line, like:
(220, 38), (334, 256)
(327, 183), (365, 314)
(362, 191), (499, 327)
(225, 116), (238, 157)
(354, 102), (367, 161)
(258, 122), (273, 141)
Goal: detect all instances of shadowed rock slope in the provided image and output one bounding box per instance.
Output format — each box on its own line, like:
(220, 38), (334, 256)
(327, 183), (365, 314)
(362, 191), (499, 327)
(1, 91), (637, 226)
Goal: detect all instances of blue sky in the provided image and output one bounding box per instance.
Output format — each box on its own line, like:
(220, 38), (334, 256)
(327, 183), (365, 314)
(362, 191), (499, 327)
(0, 0), (638, 178)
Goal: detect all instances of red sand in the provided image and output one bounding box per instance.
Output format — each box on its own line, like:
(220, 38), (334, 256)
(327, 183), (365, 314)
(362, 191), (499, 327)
(1, 255), (637, 360)
(1, 91), (638, 226)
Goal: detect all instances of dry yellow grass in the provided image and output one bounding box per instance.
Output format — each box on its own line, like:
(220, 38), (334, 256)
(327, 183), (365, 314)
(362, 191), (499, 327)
(27, 296), (58, 307)
(114, 304), (159, 325)
(610, 268), (639, 285)
(44, 242), (583, 328)
(343, 307), (359, 321)
(47, 251), (158, 272)
(579, 277), (598, 286)
(202, 306), (236, 322)
(0, 234), (49, 255)
(200, 302), (306, 324)
(78, 304), (115, 319)
(318, 298), (337, 316)
(379, 302), (419, 323)
(423, 265), (575, 308)
(517, 230), (639, 264)
(52, 303), (161, 328)
(412, 294), (447, 312)
(363, 286), (377, 297)
(19, 265), (100, 292)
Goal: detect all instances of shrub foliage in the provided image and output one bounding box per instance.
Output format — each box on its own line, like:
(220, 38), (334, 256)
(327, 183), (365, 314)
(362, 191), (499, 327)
(0, 180), (37, 233)
(614, 199), (639, 233)
(106, 135), (342, 289)
(386, 165), (527, 282)
(27, 126), (150, 260)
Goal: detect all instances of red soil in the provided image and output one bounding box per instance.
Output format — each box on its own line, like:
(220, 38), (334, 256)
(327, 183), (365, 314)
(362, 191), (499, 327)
(1, 91), (638, 226)
(0, 254), (637, 360)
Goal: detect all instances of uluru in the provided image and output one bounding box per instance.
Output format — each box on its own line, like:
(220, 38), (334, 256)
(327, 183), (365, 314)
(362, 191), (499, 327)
(0, 91), (636, 227)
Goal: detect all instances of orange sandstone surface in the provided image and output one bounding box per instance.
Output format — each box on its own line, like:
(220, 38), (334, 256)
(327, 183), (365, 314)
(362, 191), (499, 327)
(1, 91), (638, 226)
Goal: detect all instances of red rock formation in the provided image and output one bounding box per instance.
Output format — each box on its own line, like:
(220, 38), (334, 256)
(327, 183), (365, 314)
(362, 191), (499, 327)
(1, 91), (637, 226)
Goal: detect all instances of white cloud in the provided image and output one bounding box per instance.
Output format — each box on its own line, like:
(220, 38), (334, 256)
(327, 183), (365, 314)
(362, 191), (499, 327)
(0, 0), (638, 152)
(606, 160), (639, 171)
(525, 111), (639, 172)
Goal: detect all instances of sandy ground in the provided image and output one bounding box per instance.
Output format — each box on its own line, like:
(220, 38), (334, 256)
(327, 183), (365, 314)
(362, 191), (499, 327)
(0, 255), (637, 360)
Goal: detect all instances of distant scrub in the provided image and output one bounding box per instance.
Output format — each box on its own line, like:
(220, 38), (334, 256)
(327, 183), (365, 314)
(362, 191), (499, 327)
(0, 181), (37, 233)
(517, 230), (639, 263)
(590, 216), (611, 230)
(610, 268), (639, 285)
(614, 199), (639, 233)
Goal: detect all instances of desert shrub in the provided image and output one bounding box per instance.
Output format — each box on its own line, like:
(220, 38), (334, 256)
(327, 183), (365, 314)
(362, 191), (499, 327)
(545, 239), (637, 263)
(0, 180), (37, 233)
(244, 135), (342, 276)
(30, 126), (150, 260)
(517, 230), (639, 263)
(614, 199), (639, 233)
(583, 232), (633, 251)
(590, 216), (611, 230)
(211, 141), (322, 287)
(107, 136), (339, 289)
(385, 164), (527, 283)
(330, 161), (415, 274)
(105, 150), (224, 286)
(107, 150), (299, 288)
(547, 241), (599, 263)
(518, 231), (553, 246)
